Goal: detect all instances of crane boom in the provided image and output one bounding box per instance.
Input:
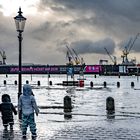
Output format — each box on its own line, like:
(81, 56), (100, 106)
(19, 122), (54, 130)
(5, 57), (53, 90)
(66, 50), (73, 65)
(0, 50), (6, 65)
(72, 49), (80, 61)
(72, 48), (81, 65)
(104, 47), (116, 65)
(122, 33), (139, 64)
(128, 33), (139, 52)
(66, 45), (81, 65)
(66, 45), (76, 62)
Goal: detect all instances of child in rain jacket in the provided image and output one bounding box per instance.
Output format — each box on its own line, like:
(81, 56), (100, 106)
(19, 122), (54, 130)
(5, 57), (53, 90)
(18, 84), (39, 139)
(0, 94), (17, 130)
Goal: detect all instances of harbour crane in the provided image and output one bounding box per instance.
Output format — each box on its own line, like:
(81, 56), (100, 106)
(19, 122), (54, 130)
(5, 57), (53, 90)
(66, 50), (73, 65)
(72, 48), (85, 65)
(0, 50), (6, 65)
(80, 57), (85, 66)
(122, 38), (132, 63)
(121, 54), (125, 63)
(66, 45), (75, 65)
(104, 47), (117, 65)
(122, 33), (139, 64)
(71, 48), (80, 65)
(66, 45), (82, 65)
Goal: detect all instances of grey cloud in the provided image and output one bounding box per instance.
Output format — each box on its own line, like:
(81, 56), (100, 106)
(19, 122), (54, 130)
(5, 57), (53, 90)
(0, 0), (140, 65)
(30, 20), (76, 48)
(70, 38), (115, 55)
(39, 0), (140, 40)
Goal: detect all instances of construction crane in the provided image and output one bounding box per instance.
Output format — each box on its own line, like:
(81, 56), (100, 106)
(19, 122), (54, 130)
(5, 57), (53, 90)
(66, 50), (73, 65)
(71, 48), (85, 65)
(71, 48), (80, 65)
(66, 45), (81, 65)
(121, 54), (125, 63)
(121, 38), (132, 63)
(66, 45), (75, 65)
(80, 57), (85, 66)
(104, 47), (117, 65)
(122, 33), (139, 64)
(0, 50), (6, 65)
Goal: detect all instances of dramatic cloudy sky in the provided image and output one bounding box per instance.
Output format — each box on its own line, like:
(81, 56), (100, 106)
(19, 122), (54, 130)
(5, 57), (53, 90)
(0, 0), (140, 65)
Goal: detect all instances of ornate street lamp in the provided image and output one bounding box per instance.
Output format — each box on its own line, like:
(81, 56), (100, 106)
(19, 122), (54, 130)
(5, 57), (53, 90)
(14, 8), (26, 119)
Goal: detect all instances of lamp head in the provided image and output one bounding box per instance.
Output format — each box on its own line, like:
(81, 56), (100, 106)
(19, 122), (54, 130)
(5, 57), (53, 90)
(14, 7), (26, 32)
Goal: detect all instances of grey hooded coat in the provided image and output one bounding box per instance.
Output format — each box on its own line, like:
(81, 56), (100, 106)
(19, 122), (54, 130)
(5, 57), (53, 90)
(18, 84), (39, 115)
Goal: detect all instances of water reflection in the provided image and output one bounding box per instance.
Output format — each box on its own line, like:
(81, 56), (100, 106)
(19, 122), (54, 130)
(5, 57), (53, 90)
(2, 129), (14, 140)
(0, 75), (140, 139)
(106, 112), (115, 119)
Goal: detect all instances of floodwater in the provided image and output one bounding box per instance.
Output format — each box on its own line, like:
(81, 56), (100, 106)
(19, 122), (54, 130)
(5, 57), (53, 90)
(0, 74), (140, 140)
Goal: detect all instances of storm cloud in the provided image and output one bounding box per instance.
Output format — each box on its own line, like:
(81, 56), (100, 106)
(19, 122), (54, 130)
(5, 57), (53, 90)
(70, 38), (115, 54)
(0, 0), (140, 64)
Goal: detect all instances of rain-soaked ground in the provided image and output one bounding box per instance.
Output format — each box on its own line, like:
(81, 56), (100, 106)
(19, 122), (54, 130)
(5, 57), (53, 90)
(0, 74), (140, 140)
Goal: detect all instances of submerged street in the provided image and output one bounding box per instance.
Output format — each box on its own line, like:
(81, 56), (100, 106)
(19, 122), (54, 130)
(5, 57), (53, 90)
(0, 74), (140, 140)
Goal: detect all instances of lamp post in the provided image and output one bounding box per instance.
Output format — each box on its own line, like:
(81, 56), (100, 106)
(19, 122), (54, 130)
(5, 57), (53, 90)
(14, 8), (26, 119)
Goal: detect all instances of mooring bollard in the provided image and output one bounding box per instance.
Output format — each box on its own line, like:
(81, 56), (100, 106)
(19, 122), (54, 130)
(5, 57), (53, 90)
(64, 96), (72, 119)
(117, 82), (120, 88)
(118, 74), (120, 78)
(131, 82), (134, 87)
(49, 81), (52, 85)
(4, 80), (6, 85)
(14, 80), (17, 85)
(37, 81), (40, 86)
(106, 97), (115, 114)
(90, 81), (93, 88)
(103, 81), (107, 88)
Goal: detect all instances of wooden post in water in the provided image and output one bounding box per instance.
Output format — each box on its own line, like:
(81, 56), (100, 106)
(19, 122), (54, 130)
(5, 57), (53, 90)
(37, 81), (40, 86)
(106, 97), (115, 113)
(104, 81), (107, 88)
(106, 96), (115, 119)
(49, 81), (52, 85)
(64, 96), (72, 119)
(4, 80), (6, 85)
(131, 82), (134, 88)
(90, 81), (93, 88)
(117, 82), (120, 88)
(14, 80), (17, 85)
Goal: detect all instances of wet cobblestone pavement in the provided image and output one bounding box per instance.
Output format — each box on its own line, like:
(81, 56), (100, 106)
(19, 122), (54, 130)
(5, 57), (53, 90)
(1, 75), (140, 139)
(1, 113), (140, 140)
(1, 122), (140, 140)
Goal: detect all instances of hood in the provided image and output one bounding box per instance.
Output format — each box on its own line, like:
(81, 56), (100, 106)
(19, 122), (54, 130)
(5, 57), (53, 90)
(23, 84), (32, 96)
(2, 94), (11, 102)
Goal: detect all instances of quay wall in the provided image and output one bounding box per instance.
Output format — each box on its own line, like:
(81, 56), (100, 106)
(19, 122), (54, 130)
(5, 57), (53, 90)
(0, 64), (139, 75)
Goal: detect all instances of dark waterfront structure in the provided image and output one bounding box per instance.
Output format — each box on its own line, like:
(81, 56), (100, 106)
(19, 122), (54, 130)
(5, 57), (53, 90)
(0, 64), (139, 75)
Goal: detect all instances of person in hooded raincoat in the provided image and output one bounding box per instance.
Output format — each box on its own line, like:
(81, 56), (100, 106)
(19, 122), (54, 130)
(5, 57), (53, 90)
(0, 94), (17, 130)
(18, 84), (39, 139)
